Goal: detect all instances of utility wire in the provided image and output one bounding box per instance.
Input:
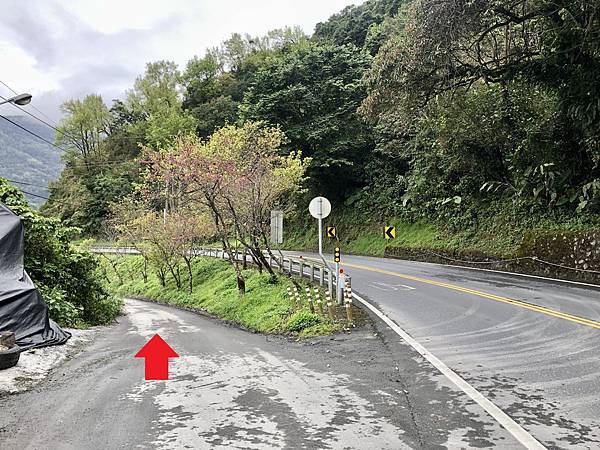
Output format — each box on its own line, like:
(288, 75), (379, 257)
(18, 189), (74, 209)
(0, 80), (148, 152)
(20, 189), (50, 201)
(0, 79), (148, 144)
(0, 79), (57, 125)
(0, 92), (86, 153)
(6, 185), (71, 207)
(0, 113), (67, 152)
(0, 93), (81, 145)
(3, 178), (50, 190)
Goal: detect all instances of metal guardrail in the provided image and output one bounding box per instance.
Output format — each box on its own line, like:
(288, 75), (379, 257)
(92, 246), (350, 303)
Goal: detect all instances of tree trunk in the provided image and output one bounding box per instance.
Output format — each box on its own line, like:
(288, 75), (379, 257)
(157, 267), (166, 287)
(167, 262), (181, 289)
(183, 256), (193, 294)
(236, 275), (246, 296)
(142, 256), (148, 284)
(251, 247), (274, 276)
(100, 254), (123, 285)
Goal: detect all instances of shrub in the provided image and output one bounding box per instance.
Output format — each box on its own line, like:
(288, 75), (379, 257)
(286, 310), (322, 333)
(38, 285), (81, 328)
(1, 179), (121, 326)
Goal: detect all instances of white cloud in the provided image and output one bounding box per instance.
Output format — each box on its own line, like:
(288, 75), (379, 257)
(0, 0), (364, 122)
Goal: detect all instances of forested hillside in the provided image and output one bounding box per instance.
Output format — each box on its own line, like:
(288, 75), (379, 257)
(40, 0), (599, 259)
(0, 115), (62, 207)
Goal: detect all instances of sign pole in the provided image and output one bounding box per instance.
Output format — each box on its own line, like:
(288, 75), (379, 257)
(335, 261), (340, 303)
(309, 196), (333, 291)
(318, 217), (323, 256)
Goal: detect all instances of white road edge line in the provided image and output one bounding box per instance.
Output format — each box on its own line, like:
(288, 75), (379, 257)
(351, 291), (546, 450)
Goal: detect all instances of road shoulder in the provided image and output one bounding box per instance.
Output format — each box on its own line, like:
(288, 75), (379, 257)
(0, 328), (99, 396)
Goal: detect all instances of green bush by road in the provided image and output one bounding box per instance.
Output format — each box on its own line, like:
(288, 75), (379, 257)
(1, 178), (122, 327)
(102, 255), (341, 336)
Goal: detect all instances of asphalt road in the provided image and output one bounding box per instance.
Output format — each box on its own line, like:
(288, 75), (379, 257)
(290, 251), (600, 448)
(0, 298), (532, 449)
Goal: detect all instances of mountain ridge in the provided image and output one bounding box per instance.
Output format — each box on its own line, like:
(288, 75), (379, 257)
(0, 114), (62, 207)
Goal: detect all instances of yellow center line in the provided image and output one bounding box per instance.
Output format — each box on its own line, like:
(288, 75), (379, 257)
(291, 254), (600, 329)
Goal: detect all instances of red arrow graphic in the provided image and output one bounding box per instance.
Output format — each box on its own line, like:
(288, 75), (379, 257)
(135, 334), (179, 380)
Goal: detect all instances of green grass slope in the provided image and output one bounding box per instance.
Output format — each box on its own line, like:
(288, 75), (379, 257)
(102, 255), (342, 336)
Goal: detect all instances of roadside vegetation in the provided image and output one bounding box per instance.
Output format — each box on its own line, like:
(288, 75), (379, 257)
(285, 208), (600, 258)
(0, 0), (594, 287)
(38, 1), (598, 259)
(103, 255), (342, 336)
(0, 178), (121, 327)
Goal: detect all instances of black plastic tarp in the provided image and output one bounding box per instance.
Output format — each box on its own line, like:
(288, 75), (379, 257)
(0, 203), (70, 349)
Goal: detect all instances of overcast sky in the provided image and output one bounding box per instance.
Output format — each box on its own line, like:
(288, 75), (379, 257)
(0, 0), (364, 123)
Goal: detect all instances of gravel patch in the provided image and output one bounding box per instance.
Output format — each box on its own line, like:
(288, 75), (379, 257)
(0, 328), (99, 395)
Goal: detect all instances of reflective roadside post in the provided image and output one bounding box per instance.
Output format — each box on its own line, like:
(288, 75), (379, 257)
(334, 247), (342, 304)
(337, 267), (345, 305)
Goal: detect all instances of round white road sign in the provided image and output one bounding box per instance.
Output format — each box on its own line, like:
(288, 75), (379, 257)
(309, 196), (331, 219)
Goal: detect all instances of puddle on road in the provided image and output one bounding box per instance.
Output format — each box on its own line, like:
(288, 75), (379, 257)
(126, 350), (410, 449)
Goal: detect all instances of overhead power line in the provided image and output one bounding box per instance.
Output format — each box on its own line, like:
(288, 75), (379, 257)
(0, 79), (150, 153)
(0, 93), (85, 153)
(3, 178), (50, 190)
(20, 189), (50, 201)
(0, 79), (57, 125)
(0, 113), (67, 152)
(0, 93), (77, 141)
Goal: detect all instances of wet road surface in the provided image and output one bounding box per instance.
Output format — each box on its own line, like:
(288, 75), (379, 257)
(0, 298), (528, 449)
(289, 251), (600, 448)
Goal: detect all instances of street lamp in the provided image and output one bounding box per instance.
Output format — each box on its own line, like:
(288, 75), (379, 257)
(0, 93), (32, 106)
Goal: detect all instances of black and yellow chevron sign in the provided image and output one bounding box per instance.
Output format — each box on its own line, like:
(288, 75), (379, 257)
(384, 226), (396, 240)
(326, 226), (337, 238)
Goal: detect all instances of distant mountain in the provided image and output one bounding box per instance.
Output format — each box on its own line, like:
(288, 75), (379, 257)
(0, 115), (63, 208)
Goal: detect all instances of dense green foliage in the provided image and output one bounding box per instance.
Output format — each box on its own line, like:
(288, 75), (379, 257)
(362, 0), (600, 221)
(314, 0), (405, 52)
(103, 255), (340, 336)
(39, 0), (599, 254)
(182, 29), (308, 138)
(0, 178), (121, 326)
(242, 42), (373, 199)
